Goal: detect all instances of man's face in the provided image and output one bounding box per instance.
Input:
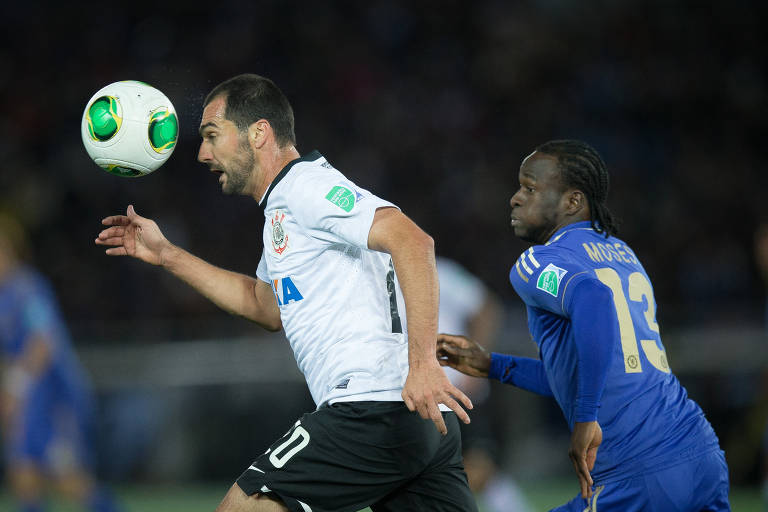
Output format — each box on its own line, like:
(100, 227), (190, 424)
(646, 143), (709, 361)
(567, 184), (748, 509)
(198, 96), (256, 196)
(509, 151), (567, 244)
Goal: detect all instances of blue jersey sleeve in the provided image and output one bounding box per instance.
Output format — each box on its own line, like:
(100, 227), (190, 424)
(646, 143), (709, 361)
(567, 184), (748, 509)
(488, 352), (553, 396)
(565, 278), (618, 422)
(510, 246), (617, 422)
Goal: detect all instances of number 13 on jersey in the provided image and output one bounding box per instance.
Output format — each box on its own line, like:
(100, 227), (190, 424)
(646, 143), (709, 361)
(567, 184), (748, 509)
(594, 268), (671, 374)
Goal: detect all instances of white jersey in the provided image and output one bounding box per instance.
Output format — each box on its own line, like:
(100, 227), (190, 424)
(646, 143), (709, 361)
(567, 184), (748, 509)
(437, 257), (485, 336)
(257, 151), (409, 407)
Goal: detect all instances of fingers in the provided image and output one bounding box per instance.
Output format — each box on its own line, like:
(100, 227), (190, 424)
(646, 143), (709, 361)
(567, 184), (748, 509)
(97, 225), (126, 240)
(95, 236), (125, 246)
(101, 205), (141, 227)
(436, 333), (469, 347)
(439, 394), (470, 425)
(428, 402), (447, 435)
(101, 215), (130, 226)
(104, 247), (128, 256)
(402, 393), (415, 412)
(571, 455), (593, 499)
(436, 339), (459, 355)
(447, 384), (473, 412)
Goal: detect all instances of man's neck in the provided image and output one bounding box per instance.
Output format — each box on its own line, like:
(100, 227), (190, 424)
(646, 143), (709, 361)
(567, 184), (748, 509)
(252, 146), (301, 201)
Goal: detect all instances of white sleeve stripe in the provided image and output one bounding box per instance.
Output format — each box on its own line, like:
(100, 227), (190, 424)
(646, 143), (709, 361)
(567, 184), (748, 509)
(520, 256), (534, 275)
(527, 247), (540, 268)
(515, 261), (529, 283)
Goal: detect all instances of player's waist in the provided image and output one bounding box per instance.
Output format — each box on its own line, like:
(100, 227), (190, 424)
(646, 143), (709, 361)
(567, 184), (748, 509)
(593, 439), (721, 484)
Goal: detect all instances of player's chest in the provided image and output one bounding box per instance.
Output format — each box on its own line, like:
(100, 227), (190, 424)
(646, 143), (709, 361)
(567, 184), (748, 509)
(261, 208), (320, 273)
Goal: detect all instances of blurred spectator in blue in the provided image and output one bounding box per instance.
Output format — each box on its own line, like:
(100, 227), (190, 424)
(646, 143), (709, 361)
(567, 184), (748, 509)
(0, 214), (120, 512)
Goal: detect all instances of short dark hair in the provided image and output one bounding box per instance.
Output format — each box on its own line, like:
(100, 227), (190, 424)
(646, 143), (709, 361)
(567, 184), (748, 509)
(536, 139), (619, 237)
(204, 74), (296, 147)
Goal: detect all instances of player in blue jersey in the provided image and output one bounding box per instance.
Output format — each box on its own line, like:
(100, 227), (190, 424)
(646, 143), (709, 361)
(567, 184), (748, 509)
(437, 140), (730, 511)
(0, 216), (120, 512)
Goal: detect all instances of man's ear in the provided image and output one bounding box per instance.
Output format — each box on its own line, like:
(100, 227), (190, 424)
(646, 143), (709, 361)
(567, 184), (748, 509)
(248, 119), (270, 149)
(565, 189), (588, 216)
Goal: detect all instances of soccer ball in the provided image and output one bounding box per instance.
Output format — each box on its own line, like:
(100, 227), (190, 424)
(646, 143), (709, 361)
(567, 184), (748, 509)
(81, 81), (179, 177)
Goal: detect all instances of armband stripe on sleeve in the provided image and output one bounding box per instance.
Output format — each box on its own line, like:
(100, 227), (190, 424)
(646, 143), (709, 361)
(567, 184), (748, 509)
(527, 247), (541, 268)
(515, 261), (529, 283)
(520, 256), (534, 275)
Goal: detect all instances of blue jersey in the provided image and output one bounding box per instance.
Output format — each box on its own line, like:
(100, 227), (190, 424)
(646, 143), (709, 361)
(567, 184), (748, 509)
(0, 266), (89, 391)
(493, 221), (720, 483)
(0, 266), (93, 463)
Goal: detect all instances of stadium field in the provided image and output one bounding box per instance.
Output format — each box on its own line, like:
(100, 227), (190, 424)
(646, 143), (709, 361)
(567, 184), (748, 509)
(0, 479), (762, 511)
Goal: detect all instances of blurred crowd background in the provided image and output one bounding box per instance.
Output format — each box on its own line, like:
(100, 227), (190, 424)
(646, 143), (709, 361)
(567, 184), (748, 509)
(0, 0), (766, 506)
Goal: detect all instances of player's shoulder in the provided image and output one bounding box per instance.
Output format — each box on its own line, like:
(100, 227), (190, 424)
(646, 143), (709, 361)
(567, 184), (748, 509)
(3, 267), (47, 298)
(280, 153), (356, 205)
(511, 243), (572, 290)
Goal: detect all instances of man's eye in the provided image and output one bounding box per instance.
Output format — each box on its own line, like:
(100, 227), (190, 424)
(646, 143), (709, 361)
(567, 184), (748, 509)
(527, 187), (535, 193)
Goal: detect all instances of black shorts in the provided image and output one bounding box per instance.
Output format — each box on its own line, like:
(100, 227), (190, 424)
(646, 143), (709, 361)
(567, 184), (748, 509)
(236, 401), (477, 512)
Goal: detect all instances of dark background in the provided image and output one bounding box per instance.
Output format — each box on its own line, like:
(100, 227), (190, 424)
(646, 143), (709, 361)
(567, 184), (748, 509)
(1, 0), (766, 491)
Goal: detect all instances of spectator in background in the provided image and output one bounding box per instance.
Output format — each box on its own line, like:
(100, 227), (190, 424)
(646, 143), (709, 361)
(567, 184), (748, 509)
(0, 214), (120, 512)
(437, 256), (502, 414)
(436, 256), (532, 512)
(753, 223), (768, 507)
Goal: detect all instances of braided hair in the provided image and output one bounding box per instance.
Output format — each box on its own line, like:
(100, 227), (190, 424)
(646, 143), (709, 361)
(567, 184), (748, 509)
(535, 139), (619, 237)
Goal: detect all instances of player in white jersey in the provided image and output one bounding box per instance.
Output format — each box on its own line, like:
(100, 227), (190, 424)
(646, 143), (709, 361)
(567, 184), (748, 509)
(96, 74), (477, 512)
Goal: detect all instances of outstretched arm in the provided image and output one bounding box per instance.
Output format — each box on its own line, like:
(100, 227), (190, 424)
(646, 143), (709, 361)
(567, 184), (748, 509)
(437, 334), (553, 396)
(96, 205), (281, 331)
(368, 207), (472, 435)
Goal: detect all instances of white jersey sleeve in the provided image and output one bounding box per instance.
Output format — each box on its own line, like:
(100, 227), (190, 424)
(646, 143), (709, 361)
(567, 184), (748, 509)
(288, 169), (397, 249)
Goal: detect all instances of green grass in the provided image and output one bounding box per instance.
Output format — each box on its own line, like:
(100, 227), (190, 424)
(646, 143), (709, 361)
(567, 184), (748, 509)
(0, 480), (762, 511)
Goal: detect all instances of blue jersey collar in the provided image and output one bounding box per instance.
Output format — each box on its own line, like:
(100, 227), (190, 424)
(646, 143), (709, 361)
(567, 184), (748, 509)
(546, 220), (596, 244)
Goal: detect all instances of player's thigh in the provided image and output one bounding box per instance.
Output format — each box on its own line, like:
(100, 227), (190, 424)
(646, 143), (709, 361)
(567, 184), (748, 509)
(372, 412), (477, 512)
(236, 402), (441, 512)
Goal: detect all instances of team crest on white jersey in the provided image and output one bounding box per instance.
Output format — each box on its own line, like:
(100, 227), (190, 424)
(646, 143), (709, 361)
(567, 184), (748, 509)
(271, 210), (289, 255)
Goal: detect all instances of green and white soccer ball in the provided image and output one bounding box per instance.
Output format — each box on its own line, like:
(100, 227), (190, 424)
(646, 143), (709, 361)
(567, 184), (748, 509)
(81, 81), (179, 177)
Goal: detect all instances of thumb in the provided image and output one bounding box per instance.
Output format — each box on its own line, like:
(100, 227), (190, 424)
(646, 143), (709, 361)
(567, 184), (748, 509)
(127, 204), (138, 219)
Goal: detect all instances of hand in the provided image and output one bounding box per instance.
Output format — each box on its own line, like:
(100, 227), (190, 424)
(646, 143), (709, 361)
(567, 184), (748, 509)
(402, 359), (473, 435)
(96, 205), (172, 265)
(436, 333), (491, 378)
(569, 420), (603, 499)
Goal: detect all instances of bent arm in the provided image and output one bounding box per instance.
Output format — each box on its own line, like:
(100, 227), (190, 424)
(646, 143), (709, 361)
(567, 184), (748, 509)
(367, 207), (438, 365)
(566, 278), (616, 423)
(368, 207), (472, 434)
(162, 245), (281, 331)
(488, 353), (554, 396)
